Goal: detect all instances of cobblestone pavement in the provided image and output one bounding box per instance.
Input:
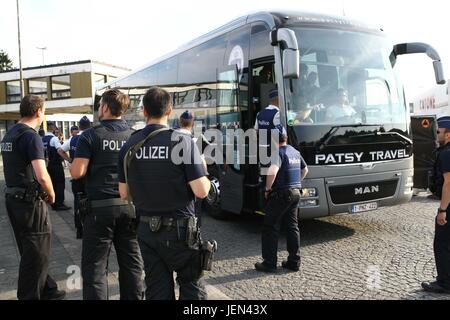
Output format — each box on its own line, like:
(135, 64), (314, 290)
(1, 172), (449, 300)
(201, 193), (450, 300)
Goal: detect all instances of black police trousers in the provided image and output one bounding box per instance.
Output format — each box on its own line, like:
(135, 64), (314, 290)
(71, 179), (85, 238)
(262, 188), (302, 268)
(47, 162), (65, 207)
(81, 205), (143, 300)
(434, 215), (450, 288)
(5, 196), (59, 300)
(138, 220), (207, 300)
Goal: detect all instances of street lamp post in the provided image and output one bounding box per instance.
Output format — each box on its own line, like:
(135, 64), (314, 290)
(37, 46), (47, 65)
(16, 0), (24, 99)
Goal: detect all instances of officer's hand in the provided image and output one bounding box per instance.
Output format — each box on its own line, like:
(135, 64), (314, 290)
(45, 191), (56, 205)
(437, 212), (447, 226)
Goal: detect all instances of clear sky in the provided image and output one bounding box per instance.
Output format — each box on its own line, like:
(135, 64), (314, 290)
(0, 0), (448, 102)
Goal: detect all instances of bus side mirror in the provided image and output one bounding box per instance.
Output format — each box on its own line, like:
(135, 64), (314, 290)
(282, 49), (300, 79)
(271, 28), (300, 79)
(433, 60), (446, 85)
(390, 42), (446, 85)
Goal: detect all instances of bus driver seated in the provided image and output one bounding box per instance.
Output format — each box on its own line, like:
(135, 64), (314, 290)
(325, 88), (357, 123)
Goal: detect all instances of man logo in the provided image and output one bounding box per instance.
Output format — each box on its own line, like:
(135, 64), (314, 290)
(355, 185), (380, 195)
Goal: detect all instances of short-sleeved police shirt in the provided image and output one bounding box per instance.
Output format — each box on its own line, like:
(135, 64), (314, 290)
(7, 124), (45, 162)
(272, 145), (307, 190)
(1, 124), (45, 187)
(439, 146), (450, 175)
(118, 124), (208, 219)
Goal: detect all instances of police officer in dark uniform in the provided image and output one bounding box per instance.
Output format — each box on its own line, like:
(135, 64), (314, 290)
(176, 111), (208, 223)
(422, 116), (450, 294)
(118, 87), (211, 300)
(42, 123), (71, 211)
(254, 89), (281, 150)
(1, 95), (65, 300)
(70, 89), (143, 300)
(255, 126), (308, 273)
(62, 116), (92, 239)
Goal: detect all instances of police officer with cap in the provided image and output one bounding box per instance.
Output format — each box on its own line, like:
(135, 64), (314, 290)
(1, 95), (65, 300)
(61, 116), (92, 239)
(422, 116), (450, 294)
(70, 89), (143, 300)
(254, 88), (281, 149)
(118, 87), (211, 300)
(176, 110), (208, 169)
(255, 125), (308, 273)
(42, 122), (71, 211)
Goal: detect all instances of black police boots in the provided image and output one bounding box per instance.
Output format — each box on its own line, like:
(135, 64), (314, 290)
(421, 281), (450, 294)
(52, 204), (72, 211)
(281, 260), (300, 272)
(255, 262), (277, 274)
(41, 289), (66, 300)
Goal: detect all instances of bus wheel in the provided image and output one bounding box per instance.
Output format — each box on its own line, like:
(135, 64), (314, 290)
(204, 177), (230, 220)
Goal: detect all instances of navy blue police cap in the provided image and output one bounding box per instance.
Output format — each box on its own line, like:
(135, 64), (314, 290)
(70, 125), (79, 132)
(79, 116), (91, 126)
(269, 89), (279, 99)
(180, 111), (194, 120)
(437, 116), (450, 129)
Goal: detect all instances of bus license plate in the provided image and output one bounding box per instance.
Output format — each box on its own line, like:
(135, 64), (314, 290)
(351, 202), (378, 214)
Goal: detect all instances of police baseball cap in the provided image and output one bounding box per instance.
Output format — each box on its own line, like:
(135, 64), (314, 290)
(70, 125), (79, 132)
(269, 89), (279, 99)
(79, 116), (91, 126)
(437, 116), (450, 129)
(180, 111), (194, 120)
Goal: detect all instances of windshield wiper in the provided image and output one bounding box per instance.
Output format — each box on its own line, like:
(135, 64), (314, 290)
(373, 131), (413, 146)
(316, 124), (384, 151)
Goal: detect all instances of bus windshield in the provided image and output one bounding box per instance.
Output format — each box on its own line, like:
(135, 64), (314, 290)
(285, 28), (407, 127)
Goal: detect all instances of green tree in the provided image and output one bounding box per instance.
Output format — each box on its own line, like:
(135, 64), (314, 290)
(0, 50), (14, 71)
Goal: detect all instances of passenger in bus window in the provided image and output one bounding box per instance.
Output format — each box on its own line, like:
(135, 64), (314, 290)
(304, 72), (320, 106)
(325, 88), (357, 123)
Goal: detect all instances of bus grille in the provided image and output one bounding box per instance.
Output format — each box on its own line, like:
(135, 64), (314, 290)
(329, 180), (399, 205)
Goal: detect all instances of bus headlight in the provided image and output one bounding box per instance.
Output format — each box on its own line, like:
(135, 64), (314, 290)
(302, 188), (317, 198)
(405, 176), (414, 188)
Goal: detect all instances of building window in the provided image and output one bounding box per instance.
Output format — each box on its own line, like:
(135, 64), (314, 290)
(51, 75), (71, 99)
(28, 77), (48, 99)
(6, 80), (22, 103)
(94, 74), (107, 88)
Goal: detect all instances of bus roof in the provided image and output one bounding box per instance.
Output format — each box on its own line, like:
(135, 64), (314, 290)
(98, 11), (383, 92)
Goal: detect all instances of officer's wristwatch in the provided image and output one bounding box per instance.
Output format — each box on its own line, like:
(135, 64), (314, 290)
(438, 208), (447, 213)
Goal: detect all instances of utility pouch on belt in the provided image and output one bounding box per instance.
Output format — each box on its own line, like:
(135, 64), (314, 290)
(200, 240), (218, 271)
(79, 197), (90, 223)
(149, 216), (162, 232)
(186, 217), (201, 250)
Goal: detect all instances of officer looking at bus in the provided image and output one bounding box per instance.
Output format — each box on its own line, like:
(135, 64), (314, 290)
(176, 110), (208, 169)
(255, 126), (308, 273)
(175, 111), (209, 225)
(254, 88), (281, 149)
(70, 89), (143, 300)
(429, 117), (449, 200)
(42, 123), (71, 211)
(1, 95), (65, 300)
(61, 116), (92, 239)
(118, 87), (211, 300)
(422, 116), (450, 294)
